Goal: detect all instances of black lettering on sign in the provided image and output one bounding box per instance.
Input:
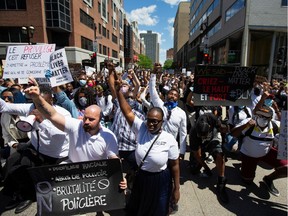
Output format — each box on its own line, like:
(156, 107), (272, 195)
(28, 159), (125, 216)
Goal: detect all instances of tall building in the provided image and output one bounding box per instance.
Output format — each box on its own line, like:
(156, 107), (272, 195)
(188, 0), (287, 79)
(166, 48), (174, 60)
(124, 20), (146, 69)
(140, 30), (159, 64)
(0, 0), (125, 73)
(173, 2), (190, 68)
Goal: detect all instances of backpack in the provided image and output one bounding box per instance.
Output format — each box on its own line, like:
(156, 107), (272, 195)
(244, 120), (279, 141)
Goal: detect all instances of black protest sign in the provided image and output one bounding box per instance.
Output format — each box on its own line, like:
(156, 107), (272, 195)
(193, 65), (257, 106)
(28, 159), (125, 216)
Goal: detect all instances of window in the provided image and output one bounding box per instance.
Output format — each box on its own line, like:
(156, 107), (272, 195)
(112, 34), (118, 44)
(102, 26), (107, 37)
(81, 36), (93, 51)
(282, 0), (288, 6)
(107, 30), (110, 39)
(99, 44), (102, 54)
(0, 27), (25, 42)
(103, 45), (107, 55)
(83, 0), (93, 8)
(225, 0), (245, 22)
(119, 10), (123, 29)
(113, 19), (117, 29)
(80, 9), (94, 29)
(0, 0), (26, 10)
(98, 23), (102, 34)
(112, 50), (118, 58)
(98, 2), (101, 13)
(101, 0), (108, 21)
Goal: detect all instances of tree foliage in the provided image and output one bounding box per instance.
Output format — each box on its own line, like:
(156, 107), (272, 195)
(138, 54), (153, 69)
(163, 59), (173, 70)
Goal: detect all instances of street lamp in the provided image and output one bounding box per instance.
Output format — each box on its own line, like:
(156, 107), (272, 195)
(21, 25), (35, 45)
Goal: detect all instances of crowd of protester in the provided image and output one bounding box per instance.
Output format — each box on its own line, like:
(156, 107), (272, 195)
(0, 62), (287, 215)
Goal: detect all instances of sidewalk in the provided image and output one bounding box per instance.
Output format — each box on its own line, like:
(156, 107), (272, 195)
(0, 153), (287, 216)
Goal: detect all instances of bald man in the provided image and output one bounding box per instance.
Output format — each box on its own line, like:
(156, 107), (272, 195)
(25, 85), (119, 162)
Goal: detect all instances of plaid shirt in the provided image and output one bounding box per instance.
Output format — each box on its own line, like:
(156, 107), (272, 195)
(110, 100), (145, 151)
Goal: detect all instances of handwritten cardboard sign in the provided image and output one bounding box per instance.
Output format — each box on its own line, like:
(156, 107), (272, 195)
(49, 48), (73, 87)
(28, 159), (125, 216)
(193, 65), (257, 106)
(277, 110), (287, 160)
(3, 44), (55, 78)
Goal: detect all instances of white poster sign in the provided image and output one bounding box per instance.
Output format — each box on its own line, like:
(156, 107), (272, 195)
(18, 77), (29, 84)
(277, 110), (287, 160)
(182, 68), (186, 74)
(3, 44), (55, 78)
(85, 66), (96, 77)
(48, 48), (73, 87)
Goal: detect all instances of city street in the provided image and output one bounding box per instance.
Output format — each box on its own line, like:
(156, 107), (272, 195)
(0, 152), (287, 216)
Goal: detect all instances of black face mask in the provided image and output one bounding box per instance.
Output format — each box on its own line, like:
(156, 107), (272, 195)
(254, 87), (261, 96)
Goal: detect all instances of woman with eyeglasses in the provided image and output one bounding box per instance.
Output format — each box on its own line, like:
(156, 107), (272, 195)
(108, 63), (180, 216)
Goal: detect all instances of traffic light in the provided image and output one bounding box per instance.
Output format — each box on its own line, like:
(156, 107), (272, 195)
(90, 53), (96, 65)
(276, 47), (285, 65)
(204, 53), (209, 64)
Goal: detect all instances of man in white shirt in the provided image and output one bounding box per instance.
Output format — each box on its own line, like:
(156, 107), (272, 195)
(149, 63), (187, 160)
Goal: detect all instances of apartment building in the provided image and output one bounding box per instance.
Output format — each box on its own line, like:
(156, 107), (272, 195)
(187, 0), (287, 80)
(173, 1), (190, 68)
(166, 48), (174, 60)
(123, 20), (145, 69)
(0, 0), (125, 73)
(140, 30), (159, 64)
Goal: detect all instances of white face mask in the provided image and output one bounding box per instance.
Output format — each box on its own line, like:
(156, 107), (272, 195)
(120, 86), (129, 94)
(256, 117), (269, 128)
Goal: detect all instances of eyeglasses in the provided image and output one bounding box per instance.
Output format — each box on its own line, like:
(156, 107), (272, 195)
(1, 95), (13, 101)
(146, 118), (162, 125)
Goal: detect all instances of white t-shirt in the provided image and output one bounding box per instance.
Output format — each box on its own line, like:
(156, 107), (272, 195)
(240, 122), (274, 158)
(132, 116), (179, 172)
(65, 117), (118, 162)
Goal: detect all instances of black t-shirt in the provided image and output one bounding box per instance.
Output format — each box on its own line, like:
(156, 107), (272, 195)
(189, 113), (221, 151)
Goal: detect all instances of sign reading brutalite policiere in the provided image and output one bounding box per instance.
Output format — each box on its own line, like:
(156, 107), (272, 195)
(193, 65), (257, 106)
(28, 159), (126, 216)
(48, 48), (73, 87)
(3, 44), (55, 78)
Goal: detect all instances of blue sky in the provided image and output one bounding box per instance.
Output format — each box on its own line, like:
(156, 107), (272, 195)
(124, 0), (189, 64)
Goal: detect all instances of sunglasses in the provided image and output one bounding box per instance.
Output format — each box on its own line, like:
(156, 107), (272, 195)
(1, 95), (13, 101)
(146, 118), (162, 125)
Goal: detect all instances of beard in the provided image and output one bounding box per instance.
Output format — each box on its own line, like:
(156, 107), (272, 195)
(83, 124), (91, 132)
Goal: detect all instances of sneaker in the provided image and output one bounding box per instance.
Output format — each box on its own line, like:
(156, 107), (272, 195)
(263, 176), (280, 197)
(206, 155), (214, 164)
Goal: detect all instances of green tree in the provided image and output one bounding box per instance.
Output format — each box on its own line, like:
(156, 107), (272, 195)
(163, 59), (173, 70)
(138, 54), (153, 69)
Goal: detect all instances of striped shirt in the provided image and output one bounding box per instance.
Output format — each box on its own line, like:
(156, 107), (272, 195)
(110, 100), (145, 151)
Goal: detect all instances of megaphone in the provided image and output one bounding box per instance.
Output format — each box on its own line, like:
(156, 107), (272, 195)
(16, 115), (36, 132)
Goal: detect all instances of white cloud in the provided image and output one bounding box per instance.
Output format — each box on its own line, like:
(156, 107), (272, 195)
(126, 5), (158, 26)
(162, 0), (184, 6)
(168, 17), (175, 25)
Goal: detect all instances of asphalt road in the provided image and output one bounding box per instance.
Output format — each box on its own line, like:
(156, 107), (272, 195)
(0, 152), (287, 216)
